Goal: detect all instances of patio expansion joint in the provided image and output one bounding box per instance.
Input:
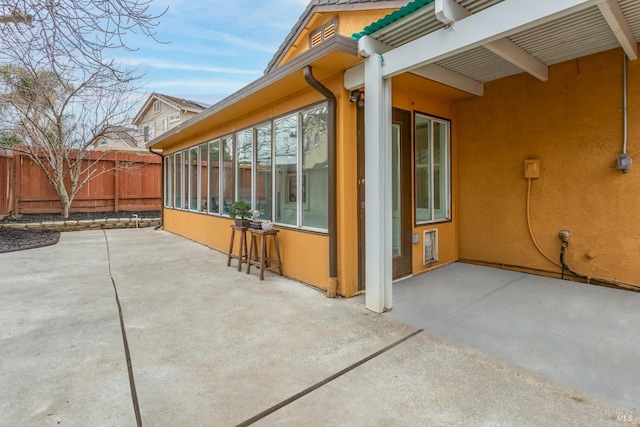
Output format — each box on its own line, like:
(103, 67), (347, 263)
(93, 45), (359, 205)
(235, 328), (424, 427)
(102, 230), (143, 427)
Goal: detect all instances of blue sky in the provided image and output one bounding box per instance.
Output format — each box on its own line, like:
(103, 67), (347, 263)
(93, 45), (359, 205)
(122, 0), (310, 106)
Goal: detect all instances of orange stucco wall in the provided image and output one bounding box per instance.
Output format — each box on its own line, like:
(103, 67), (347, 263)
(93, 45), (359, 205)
(456, 47), (640, 286)
(162, 72), (359, 294)
(391, 81), (459, 277)
(280, 10), (398, 67)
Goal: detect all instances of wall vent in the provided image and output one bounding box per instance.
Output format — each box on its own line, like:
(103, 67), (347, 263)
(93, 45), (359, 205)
(423, 229), (438, 265)
(323, 22), (336, 40)
(309, 19), (338, 49)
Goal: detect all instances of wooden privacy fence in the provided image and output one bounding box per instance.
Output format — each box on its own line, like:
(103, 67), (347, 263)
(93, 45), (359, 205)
(0, 150), (161, 216)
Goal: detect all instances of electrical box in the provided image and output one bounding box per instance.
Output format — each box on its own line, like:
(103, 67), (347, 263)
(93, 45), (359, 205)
(617, 153), (632, 173)
(524, 159), (540, 179)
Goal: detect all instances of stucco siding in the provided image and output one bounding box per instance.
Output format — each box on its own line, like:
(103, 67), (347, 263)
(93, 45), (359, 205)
(456, 47), (640, 286)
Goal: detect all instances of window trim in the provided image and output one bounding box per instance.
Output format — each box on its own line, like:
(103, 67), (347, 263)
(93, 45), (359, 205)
(162, 101), (329, 233)
(168, 112), (181, 123)
(164, 155), (173, 208)
(413, 111), (452, 226)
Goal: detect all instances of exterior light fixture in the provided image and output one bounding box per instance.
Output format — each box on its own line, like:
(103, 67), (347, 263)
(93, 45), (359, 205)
(349, 89), (364, 107)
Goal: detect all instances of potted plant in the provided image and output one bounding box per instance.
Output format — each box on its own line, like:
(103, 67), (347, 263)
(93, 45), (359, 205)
(228, 200), (252, 226)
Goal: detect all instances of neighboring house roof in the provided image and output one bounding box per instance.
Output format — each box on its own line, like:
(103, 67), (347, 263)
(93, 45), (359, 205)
(93, 125), (138, 149)
(264, 0), (410, 74)
(132, 93), (207, 125)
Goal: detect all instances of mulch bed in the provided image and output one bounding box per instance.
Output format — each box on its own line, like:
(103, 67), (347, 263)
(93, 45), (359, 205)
(0, 228), (61, 253)
(0, 211), (160, 253)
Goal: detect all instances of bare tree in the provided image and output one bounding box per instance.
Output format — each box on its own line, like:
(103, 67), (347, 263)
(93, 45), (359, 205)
(0, 1), (165, 218)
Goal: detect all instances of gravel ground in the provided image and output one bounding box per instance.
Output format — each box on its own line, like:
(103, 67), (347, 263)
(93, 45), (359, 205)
(0, 211), (160, 253)
(0, 228), (61, 254)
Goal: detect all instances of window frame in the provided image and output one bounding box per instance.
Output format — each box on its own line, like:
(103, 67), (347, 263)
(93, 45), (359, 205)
(164, 155), (173, 208)
(162, 102), (329, 233)
(413, 112), (452, 225)
(168, 112), (181, 123)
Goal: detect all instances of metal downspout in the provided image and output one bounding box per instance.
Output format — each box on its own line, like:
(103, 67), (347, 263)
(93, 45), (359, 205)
(148, 148), (164, 229)
(303, 66), (338, 297)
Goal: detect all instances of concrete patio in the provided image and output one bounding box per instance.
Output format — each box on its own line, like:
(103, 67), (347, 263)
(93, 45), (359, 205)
(386, 263), (640, 411)
(0, 228), (637, 426)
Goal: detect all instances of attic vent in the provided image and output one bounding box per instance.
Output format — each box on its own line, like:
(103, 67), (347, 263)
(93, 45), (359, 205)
(323, 22), (336, 40)
(309, 18), (338, 49)
(311, 31), (323, 48)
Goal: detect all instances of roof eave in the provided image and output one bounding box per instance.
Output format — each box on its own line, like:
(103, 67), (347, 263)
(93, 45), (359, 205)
(264, 1), (410, 74)
(148, 35), (359, 150)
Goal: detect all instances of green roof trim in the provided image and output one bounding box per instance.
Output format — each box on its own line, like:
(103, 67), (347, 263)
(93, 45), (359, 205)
(351, 0), (434, 41)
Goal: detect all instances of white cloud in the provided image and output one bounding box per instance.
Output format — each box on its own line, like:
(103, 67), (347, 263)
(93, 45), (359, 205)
(124, 57), (261, 75)
(152, 79), (250, 91)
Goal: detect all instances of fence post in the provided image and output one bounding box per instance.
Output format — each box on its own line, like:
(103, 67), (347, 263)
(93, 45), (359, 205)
(114, 159), (120, 212)
(14, 153), (21, 215)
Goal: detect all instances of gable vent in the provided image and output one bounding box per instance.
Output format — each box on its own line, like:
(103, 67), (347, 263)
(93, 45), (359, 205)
(311, 30), (323, 47)
(309, 18), (338, 49)
(323, 22), (336, 40)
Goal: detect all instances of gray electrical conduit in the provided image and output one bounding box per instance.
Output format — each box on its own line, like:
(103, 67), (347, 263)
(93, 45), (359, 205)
(526, 178), (561, 268)
(526, 178), (640, 291)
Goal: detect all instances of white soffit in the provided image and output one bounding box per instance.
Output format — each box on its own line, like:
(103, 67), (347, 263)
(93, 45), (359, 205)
(436, 47), (522, 82)
(366, 0), (640, 87)
(509, 6), (620, 66)
(620, 0), (640, 39)
(372, 0), (505, 46)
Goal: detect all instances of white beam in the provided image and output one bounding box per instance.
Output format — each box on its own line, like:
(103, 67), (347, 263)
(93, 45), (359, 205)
(364, 53), (393, 313)
(412, 64), (484, 96)
(597, 0), (638, 60)
(485, 38), (549, 81)
(344, 62), (364, 91)
(382, 0), (600, 79)
(434, 0), (548, 81)
(358, 35), (394, 58)
(435, 0), (471, 25)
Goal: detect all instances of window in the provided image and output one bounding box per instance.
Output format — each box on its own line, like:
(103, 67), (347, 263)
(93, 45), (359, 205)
(164, 155), (173, 208)
(168, 112), (181, 123)
(236, 129), (253, 205)
(221, 136), (234, 214)
(275, 114), (298, 226)
(153, 100), (160, 113)
(183, 150), (189, 211)
(301, 105), (328, 229)
(415, 113), (450, 223)
(189, 148), (198, 211)
(163, 102), (328, 232)
(208, 139), (221, 214)
(162, 118), (168, 133)
(143, 124), (154, 143)
(199, 144), (208, 212)
(174, 152), (183, 209)
(255, 123), (272, 221)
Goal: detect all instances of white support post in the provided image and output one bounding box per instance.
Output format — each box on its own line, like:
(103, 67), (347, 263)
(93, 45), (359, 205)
(364, 52), (393, 313)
